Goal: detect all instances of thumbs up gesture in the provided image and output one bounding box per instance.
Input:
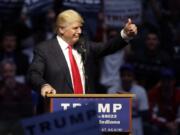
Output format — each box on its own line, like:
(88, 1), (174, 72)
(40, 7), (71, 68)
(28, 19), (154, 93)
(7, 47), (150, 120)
(123, 18), (137, 38)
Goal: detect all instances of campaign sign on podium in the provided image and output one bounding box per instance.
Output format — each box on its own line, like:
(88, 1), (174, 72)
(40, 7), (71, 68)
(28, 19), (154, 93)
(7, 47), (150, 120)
(47, 94), (134, 133)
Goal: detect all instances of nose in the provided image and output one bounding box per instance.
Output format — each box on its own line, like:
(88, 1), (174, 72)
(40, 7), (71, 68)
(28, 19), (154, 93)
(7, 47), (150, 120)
(77, 27), (82, 34)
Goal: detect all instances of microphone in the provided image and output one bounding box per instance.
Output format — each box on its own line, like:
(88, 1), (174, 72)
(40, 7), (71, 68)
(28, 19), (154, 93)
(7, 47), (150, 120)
(75, 34), (87, 54)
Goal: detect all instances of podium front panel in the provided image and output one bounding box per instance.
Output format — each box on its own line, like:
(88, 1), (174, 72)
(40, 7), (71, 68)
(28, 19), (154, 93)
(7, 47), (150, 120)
(48, 94), (133, 133)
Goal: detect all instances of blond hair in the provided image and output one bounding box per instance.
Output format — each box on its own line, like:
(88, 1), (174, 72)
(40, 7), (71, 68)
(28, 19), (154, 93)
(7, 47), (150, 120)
(55, 9), (84, 34)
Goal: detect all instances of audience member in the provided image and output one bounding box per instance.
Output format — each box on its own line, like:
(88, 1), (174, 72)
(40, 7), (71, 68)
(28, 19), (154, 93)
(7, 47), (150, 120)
(0, 32), (29, 77)
(148, 68), (180, 135)
(100, 28), (127, 93)
(0, 59), (32, 134)
(126, 30), (172, 89)
(116, 64), (149, 135)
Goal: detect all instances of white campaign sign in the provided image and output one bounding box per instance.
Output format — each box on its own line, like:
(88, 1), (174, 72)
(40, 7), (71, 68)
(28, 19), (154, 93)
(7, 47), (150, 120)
(104, 0), (142, 27)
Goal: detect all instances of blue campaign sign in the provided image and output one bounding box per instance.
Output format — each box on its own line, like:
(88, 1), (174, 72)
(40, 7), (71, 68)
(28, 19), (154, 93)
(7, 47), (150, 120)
(51, 97), (132, 132)
(0, 0), (23, 19)
(63, 0), (101, 12)
(21, 104), (101, 135)
(24, 0), (53, 14)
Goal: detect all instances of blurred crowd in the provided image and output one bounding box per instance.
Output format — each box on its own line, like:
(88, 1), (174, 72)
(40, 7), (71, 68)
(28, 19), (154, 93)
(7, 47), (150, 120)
(0, 0), (179, 135)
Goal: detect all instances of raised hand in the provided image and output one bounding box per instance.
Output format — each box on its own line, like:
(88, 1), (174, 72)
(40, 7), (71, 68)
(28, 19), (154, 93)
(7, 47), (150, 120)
(123, 18), (137, 38)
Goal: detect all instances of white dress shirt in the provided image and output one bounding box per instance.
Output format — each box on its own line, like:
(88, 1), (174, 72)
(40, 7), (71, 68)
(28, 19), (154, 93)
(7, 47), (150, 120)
(56, 35), (85, 94)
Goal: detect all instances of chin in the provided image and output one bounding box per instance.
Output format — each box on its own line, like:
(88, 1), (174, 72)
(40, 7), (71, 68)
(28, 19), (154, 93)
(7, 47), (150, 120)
(70, 41), (77, 46)
(72, 38), (79, 43)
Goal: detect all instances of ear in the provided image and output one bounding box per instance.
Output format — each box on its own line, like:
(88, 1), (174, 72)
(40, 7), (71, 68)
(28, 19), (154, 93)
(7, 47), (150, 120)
(59, 27), (64, 35)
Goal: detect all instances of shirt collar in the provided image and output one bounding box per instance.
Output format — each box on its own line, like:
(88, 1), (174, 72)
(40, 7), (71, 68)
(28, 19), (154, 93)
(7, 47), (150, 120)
(56, 35), (69, 50)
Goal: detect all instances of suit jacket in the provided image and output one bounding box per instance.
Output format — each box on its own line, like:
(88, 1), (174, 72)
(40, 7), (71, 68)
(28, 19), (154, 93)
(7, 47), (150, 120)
(27, 35), (128, 94)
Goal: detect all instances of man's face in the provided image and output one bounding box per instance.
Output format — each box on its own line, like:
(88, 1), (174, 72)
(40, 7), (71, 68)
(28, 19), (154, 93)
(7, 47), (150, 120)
(145, 33), (159, 51)
(121, 70), (134, 91)
(2, 35), (17, 52)
(1, 63), (16, 79)
(60, 21), (82, 45)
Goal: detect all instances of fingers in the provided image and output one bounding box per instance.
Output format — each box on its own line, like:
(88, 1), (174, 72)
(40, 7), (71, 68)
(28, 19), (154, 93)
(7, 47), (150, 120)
(41, 84), (56, 97)
(124, 18), (137, 37)
(41, 89), (47, 97)
(129, 24), (137, 34)
(128, 24), (136, 31)
(45, 89), (56, 95)
(51, 89), (56, 94)
(42, 89), (56, 97)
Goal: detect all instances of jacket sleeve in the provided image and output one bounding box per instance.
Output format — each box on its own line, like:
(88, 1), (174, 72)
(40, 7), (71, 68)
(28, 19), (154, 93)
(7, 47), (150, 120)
(88, 35), (129, 58)
(27, 45), (47, 92)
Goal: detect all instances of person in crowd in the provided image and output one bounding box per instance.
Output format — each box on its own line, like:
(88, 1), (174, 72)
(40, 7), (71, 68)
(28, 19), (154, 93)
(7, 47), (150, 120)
(100, 28), (127, 93)
(27, 9), (137, 97)
(148, 68), (180, 135)
(0, 59), (32, 134)
(0, 32), (29, 77)
(126, 30), (172, 90)
(116, 63), (149, 135)
(172, 29), (180, 86)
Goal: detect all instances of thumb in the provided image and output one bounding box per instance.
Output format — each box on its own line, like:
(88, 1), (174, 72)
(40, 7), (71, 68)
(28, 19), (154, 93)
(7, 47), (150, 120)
(127, 18), (132, 25)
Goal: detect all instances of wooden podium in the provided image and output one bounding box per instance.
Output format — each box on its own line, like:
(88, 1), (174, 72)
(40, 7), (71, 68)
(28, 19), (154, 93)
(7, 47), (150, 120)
(46, 94), (134, 135)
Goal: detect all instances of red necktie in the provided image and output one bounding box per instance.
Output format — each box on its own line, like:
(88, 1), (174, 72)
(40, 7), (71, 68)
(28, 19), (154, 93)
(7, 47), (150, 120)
(68, 45), (83, 94)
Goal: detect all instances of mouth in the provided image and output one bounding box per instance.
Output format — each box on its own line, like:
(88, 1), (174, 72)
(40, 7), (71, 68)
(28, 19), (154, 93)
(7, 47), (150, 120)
(74, 34), (80, 38)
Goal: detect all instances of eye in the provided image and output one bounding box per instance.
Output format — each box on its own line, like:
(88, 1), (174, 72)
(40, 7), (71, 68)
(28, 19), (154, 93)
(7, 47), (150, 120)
(74, 26), (81, 30)
(74, 27), (78, 30)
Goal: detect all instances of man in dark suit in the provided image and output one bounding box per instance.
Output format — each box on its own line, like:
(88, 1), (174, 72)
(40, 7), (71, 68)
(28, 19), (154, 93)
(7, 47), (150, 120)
(27, 9), (137, 97)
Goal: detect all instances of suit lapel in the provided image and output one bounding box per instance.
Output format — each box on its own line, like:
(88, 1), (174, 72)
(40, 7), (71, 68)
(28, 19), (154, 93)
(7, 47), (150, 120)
(50, 38), (73, 91)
